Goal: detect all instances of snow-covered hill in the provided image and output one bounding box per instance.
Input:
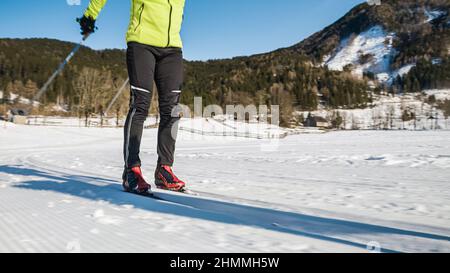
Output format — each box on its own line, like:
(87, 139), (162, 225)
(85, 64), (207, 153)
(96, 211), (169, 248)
(323, 25), (419, 84)
(0, 124), (449, 252)
(296, 1), (450, 89)
(324, 26), (396, 78)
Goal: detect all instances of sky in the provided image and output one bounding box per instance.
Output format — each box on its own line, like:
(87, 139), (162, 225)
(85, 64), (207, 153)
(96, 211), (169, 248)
(0, 0), (366, 60)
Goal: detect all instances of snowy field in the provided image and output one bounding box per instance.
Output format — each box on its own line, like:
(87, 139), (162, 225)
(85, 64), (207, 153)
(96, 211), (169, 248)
(0, 122), (449, 253)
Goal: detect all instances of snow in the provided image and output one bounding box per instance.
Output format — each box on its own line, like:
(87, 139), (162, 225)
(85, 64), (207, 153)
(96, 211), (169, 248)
(376, 73), (390, 83)
(324, 25), (439, 85)
(178, 117), (299, 139)
(383, 60), (449, 85)
(395, 64), (416, 78)
(424, 89), (450, 101)
(51, 105), (68, 113)
(389, 64), (414, 81)
(432, 58), (442, 65)
(377, 64), (416, 85)
(1, 124), (450, 253)
(325, 26), (396, 80)
(7, 92), (40, 107)
(424, 9), (446, 23)
(25, 116), (315, 138)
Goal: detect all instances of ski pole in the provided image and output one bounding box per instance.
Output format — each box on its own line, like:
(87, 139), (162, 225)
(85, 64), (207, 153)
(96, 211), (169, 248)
(32, 34), (90, 104)
(105, 78), (130, 116)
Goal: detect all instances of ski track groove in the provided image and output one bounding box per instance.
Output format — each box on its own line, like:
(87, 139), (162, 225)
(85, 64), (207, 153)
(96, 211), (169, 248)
(0, 207), (23, 253)
(8, 153), (380, 252)
(12, 154), (450, 253)
(3, 190), (77, 252)
(2, 128), (450, 252)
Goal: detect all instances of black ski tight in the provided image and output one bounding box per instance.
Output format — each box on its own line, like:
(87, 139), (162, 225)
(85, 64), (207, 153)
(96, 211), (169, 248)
(124, 42), (183, 168)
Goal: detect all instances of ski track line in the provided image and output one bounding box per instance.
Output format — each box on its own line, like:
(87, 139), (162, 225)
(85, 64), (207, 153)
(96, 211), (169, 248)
(0, 193), (50, 252)
(1, 153), (160, 252)
(0, 192), (154, 253)
(17, 151), (450, 233)
(3, 135), (450, 252)
(14, 152), (392, 224)
(5, 153), (380, 252)
(0, 211), (23, 253)
(0, 182), (95, 252)
(1, 162), (210, 252)
(10, 154), (450, 253)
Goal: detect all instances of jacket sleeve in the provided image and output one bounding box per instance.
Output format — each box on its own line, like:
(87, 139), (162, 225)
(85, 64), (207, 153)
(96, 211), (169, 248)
(84, 0), (108, 20)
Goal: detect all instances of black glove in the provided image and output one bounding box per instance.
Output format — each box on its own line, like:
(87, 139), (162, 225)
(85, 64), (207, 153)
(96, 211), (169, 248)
(77, 15), (97, 36)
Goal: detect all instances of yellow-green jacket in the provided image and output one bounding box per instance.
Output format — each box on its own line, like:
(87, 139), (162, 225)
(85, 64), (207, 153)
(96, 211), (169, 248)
(84, 0), (185, 48)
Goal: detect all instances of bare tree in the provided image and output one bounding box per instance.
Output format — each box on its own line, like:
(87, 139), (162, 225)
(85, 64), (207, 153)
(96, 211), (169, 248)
(371, 109), (379, 130)
(73, 67), (112, 127)
(280, 93), (294, 127)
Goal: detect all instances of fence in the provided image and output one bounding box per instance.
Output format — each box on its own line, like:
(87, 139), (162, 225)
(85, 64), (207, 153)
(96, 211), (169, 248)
(178, 127), (289, 139)
(350, 116), (450, 131)
(25, 116), (126, 128)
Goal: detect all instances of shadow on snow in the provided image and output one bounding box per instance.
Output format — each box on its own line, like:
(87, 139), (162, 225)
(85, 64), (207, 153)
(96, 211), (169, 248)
(1, 164), (449, 253)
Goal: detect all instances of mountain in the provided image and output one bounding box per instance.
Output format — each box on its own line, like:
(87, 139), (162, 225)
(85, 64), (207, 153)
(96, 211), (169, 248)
(184, 0), (450, 122)
(287, 0), (450, 88)
(1, 0), (449, 126)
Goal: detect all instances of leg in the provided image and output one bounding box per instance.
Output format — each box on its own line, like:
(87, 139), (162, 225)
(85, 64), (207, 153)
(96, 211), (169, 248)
(154, 48), (184, 166)
(124, 43), (156, 169)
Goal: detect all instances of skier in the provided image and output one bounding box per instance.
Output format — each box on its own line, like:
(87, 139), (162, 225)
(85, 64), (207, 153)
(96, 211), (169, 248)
(78, 0), (187, 194)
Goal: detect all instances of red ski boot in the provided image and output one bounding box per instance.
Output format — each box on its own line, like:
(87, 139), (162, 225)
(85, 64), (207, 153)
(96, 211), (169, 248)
(154, 165), (186, 192)
(122, 166), (152, 194)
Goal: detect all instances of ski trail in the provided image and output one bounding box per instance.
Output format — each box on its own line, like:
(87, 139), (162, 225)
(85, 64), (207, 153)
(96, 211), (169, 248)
(9, 149), (450, 253)
(9, 154), (450, 253)
(2, 126), (450, 252)
(1, 165), (366, 252)
(20, 153), (450, 241)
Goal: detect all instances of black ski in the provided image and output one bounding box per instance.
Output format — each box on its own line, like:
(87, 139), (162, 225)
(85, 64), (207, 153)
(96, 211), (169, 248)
(122, 189), (167, 201)
(156, 186), (199, 196)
